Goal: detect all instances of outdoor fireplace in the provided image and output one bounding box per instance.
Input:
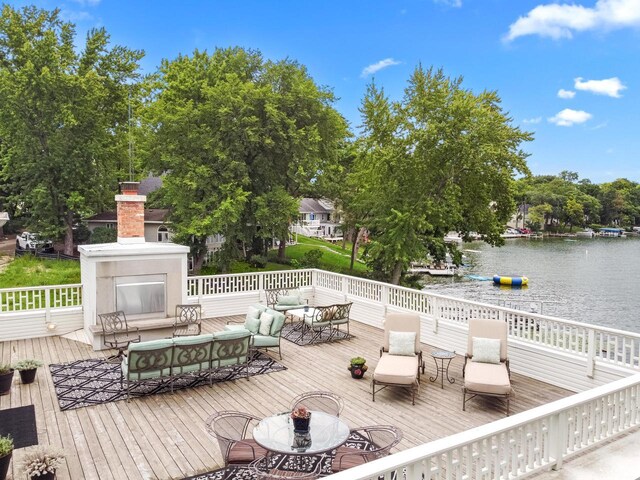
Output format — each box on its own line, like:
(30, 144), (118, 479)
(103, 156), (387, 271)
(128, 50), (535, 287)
(115, 274), (166, 317)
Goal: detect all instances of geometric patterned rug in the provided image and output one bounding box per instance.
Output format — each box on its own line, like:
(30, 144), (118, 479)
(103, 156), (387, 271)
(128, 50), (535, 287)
(182, 431), (376, 479)
(49, 351), (286, 411)
(281, 323), (353, 346)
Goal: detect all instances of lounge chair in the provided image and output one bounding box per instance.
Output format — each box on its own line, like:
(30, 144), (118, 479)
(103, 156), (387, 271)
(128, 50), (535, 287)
(372, 312), (424, 405)
(462, 318), (512, 415)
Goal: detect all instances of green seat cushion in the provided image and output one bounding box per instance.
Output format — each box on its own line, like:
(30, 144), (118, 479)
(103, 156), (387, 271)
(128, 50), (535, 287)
(224, 324), (247, 332)
(173, 334), (214, 346)
(172, 361), (210, 375)
(304, 317), (331, 329)
(129, 338), (174, 352)
(252, 335), (279, 348)
(122, 358), (171, 380)
(277, 294), (303, 306)
(331, 317), (349, 326)
(213, 329), (252, 340)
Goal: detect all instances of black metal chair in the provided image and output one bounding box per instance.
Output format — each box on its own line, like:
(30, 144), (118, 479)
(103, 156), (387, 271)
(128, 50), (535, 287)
(205, 411), (267, 467)
(331, 425), (403, 473)
(173, 304), (202, 337)
(98, 311), (141, 362)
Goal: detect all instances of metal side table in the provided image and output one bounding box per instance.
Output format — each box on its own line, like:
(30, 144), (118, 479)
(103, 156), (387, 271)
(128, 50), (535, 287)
(429, 350), (456, 389)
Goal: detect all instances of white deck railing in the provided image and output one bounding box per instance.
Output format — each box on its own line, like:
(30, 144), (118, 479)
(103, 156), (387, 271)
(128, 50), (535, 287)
(0, 283), (83, 312)
(326, 373), (640, 480)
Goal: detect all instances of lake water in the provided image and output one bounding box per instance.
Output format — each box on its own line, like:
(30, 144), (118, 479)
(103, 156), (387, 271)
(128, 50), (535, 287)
(420, 236), (640, 333)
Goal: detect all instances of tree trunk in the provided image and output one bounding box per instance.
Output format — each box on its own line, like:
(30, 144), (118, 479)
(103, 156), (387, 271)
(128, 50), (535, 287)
(278, 235), (286, 259)
(193, 252), (207, 274)
(390, 261), (403, 285)
(64, 214), (74, 256)
(349, 227), (365, 271)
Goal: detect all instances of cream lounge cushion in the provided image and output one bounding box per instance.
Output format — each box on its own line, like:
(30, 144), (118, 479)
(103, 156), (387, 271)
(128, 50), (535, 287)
(373, 353), (419, 385)
(464, 362), (511, 395)
(472, 337), (501, 364)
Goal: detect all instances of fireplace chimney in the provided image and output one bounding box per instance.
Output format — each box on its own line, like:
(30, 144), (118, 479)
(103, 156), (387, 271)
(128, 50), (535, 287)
(116, 181), (146, 244)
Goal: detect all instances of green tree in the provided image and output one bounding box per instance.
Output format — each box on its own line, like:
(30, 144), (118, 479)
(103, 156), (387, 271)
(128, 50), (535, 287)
(143, 47), (347, 272)
(0, 6), (143, 254)
(356, 67), (531, 284)
(563, 197), (584, 231)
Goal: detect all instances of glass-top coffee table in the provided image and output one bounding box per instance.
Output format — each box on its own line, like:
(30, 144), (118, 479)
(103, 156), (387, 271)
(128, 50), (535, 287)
(253, 411), (349, 455)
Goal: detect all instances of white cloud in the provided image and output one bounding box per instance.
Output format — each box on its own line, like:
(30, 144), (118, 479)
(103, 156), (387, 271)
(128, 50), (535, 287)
(361, 58), (401, 77)
(523, 117), (542, 124)
(434, 0), (462, 7)
(557, 89), (576, 99)
(548, 108), (593, 126)
(574, 77), (626, 97)
(60, 10), (93, 22)
(504, 0), (640, 41)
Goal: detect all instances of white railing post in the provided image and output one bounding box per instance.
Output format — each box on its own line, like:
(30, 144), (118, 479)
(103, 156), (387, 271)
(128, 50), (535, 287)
(198, 277), (203, 304)
(550, 410), (567, 470)
(44, 286), (51, 325)
(258, 272), (264, 301)
(342, 274), (349, 301)
(432, 296), (439, 334)
(381, 284), (389, 315)
(587, 329), (596, 378)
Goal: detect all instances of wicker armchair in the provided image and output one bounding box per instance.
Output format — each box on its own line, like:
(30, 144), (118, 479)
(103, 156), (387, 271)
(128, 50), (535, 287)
(249, 456), (321, 479)
(98, 311), (140, 362)
(331, 425), (403, 473)
(205, 411), (267, 467)
(289, 390), (344, 417)
(173, 304), (202, 337)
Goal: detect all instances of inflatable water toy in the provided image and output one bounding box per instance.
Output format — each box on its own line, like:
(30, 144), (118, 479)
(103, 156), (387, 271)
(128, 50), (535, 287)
(493, 275), (528, 287)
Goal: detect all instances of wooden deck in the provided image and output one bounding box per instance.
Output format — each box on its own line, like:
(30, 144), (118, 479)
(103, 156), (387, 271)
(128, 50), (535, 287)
(0, 316), (572, 480)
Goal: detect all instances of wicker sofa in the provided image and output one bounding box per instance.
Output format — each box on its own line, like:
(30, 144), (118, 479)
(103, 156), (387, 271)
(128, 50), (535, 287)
(120, 329), (252, 400)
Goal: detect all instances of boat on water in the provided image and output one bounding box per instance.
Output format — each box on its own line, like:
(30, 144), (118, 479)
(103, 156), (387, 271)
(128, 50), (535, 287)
(599, 227), (626, 237)
(493, 274), (528, 286)
(576, 228), (595, 238)
(409, 262), (458, 276)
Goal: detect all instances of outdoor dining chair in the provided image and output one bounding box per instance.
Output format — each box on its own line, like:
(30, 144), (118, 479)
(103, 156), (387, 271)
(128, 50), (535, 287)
(331, 425), (403, 473)
(205, 411), (267, 467)
(249, 456), (321, 479)
(173, 304), (202, 337)
(98, 311), (141, 362)
(289, 390), (344, 417)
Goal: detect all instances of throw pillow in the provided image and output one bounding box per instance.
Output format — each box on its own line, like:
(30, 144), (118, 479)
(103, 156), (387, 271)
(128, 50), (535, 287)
(259, 313), (274, 336)
(388, 331), (416, 356)
(471, 337), (501, 364)
(277, 294), (302, 306)
(244, 316), (261, 334)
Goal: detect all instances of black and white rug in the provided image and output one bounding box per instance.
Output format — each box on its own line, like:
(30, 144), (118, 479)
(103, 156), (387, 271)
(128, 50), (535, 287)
(183, 431), (376, 479)
(50, 351), (286, 411)
(281, 323), (353, 346)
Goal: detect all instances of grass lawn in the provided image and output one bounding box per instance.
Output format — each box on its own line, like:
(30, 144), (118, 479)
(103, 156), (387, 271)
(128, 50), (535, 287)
(278, 235), (368, 273)
(0, 255), (81, 288)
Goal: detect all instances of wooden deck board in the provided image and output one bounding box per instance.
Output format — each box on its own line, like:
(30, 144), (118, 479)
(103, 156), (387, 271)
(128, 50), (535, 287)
(0, 316), (573, 480)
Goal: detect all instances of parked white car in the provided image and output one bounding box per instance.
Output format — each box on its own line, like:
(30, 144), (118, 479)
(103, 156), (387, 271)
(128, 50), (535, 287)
(16, 232), (54, 252)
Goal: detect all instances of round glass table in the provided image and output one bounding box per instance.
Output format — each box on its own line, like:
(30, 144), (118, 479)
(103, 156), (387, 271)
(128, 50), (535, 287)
(253, 411), (350, 455)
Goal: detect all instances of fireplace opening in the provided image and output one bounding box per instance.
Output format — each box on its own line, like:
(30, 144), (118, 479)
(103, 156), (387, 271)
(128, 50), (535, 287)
(115, 274), (166, 317)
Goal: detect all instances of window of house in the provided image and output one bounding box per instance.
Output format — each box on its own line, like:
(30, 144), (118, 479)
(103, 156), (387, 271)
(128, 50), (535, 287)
(157, 225), (169, 243)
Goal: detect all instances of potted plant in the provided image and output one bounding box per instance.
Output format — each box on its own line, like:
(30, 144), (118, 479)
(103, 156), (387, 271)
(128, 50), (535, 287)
(22, 446), (65, 480)
(347, 357), (368, 379)
(13, 360), (43, 385)
(291, 405), (311, 433)
(0, 365), (13, 396)
(0, 435), (13, 480)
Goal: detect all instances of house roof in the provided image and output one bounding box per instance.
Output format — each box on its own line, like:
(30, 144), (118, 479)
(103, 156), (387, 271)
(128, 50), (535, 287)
(86, 209), (170, 224)
(138, 175), (163, 196)
(299, 198), (335, 214)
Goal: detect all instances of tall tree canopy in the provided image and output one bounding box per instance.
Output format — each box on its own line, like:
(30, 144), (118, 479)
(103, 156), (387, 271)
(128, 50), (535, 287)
(0, 5), (143, 254)
(354, 66), (531, 284)
(143, 47), (348, 271)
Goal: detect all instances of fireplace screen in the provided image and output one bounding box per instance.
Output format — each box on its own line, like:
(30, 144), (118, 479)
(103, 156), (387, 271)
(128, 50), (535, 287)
(115, 274), (166, 316)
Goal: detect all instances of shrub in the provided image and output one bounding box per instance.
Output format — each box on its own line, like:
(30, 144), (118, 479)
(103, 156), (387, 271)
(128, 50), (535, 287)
(0, 365), (12, 375)
(0, 435), (13, 457)
(90, 227), (117, 244)
(13, 360), (43, 371)
(300, 249), (323, 268)
(22, 446), (65, 477)
(350, 357), (366, 366)
(249, 255), (268, 268)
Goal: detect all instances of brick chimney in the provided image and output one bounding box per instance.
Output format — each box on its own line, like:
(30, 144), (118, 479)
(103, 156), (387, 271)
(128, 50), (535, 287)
(116, 181), (146, 244)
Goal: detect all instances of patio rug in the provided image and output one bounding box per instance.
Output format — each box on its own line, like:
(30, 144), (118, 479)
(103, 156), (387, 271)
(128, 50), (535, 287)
(49, 351), (286, 411)
(0, 404), (38, 449)
(182, 431), (396, 479)
(281, 323), (353, 346)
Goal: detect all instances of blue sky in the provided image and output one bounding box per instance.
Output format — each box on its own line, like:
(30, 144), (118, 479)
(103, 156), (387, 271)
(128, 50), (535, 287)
(9, 0), (640, 183)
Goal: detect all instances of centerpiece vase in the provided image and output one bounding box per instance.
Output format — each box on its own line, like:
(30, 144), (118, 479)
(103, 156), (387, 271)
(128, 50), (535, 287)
(292, 415), (311, 433)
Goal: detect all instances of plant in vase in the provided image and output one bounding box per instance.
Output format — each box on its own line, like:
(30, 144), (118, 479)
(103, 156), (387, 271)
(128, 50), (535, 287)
(0, 435), (14, 480)
(22, 446), (65, 480)
(347, 357), (368, 379)
(290, 405), (311, 433)
(13, 360), (43, 385)
(0, 365), (13, 396)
